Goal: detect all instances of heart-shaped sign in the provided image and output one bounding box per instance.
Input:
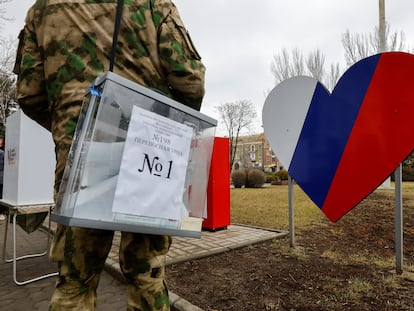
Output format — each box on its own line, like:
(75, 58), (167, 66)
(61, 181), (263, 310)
(263, 52), (414, 222)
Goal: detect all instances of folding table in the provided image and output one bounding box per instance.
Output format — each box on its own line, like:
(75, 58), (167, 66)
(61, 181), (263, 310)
(1, 200), (58, 285)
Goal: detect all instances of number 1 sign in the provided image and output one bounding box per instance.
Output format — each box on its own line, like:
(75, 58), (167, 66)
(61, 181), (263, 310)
(112, 106), (193, 221)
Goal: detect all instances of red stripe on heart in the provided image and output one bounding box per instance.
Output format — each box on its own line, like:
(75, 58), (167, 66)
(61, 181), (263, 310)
(322, 52), (414, 222)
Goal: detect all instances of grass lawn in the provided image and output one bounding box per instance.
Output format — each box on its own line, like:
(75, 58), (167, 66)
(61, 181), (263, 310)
(230, 182), (414, 231)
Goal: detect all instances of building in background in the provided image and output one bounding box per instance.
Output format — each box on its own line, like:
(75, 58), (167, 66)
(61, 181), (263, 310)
(232, 133), (281, 171)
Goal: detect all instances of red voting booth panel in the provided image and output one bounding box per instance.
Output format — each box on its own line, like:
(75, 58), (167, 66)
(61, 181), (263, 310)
(202, 137), (231, 231)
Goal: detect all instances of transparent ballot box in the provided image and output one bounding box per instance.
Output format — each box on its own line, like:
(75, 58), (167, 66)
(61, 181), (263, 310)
(52, 72), (217, 238)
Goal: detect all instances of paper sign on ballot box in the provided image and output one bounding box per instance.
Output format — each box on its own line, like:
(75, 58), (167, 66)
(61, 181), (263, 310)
(112, 106), (193, 221)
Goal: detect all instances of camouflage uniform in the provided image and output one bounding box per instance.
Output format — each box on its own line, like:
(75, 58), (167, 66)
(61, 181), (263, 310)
(14, 1), (205, 310)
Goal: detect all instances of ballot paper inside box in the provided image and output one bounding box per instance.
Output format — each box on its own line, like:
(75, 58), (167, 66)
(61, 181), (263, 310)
(52, 72), (217, 238)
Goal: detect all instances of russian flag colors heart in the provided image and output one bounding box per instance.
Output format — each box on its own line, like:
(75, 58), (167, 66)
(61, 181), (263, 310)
(263, 52), (414, 222)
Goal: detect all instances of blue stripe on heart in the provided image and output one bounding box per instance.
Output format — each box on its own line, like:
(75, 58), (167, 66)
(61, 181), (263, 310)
(288, 54), (381, 208)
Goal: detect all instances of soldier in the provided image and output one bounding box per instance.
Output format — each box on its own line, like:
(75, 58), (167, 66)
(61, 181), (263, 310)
(14, 1), (205, 310)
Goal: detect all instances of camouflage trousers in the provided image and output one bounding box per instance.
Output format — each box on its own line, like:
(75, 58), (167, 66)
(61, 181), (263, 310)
(49, 143), (172, 310)
(49, 226), (172, 311)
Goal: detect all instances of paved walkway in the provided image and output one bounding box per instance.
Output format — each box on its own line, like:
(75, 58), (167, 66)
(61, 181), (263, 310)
(0, 216), (286, 311)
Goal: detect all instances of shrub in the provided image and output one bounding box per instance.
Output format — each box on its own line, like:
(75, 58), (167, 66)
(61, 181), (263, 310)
(276, 169), (289, 181)
(265, 172), (278, 183)
(403, 167), (414, 181)
(246, 168), (266, 188)
(231, 169), (246, 188)
(390, 166), (414, 182)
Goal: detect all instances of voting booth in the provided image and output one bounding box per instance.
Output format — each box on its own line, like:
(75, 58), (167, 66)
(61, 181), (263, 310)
(53, 72), (217, 238)
(1, 110), (57, 285)
(3, 110), (55, 205)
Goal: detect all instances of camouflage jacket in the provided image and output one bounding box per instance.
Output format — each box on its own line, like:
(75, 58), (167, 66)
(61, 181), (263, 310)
(14, 0), (205, 145)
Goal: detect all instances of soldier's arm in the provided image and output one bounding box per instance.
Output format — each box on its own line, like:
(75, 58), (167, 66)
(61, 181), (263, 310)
(157, 3), (206, 111)
(14, 10), (51, 131)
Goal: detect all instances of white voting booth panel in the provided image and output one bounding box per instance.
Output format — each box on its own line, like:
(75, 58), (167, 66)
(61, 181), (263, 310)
(53, 72), (217, 238)
(3, 110), (55, 205)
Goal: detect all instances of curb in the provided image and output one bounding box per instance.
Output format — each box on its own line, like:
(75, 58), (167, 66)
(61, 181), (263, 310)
(169, 292), (204, 311)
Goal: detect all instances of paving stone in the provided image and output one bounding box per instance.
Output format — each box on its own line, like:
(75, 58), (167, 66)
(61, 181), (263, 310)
(1, 217), (286, 311)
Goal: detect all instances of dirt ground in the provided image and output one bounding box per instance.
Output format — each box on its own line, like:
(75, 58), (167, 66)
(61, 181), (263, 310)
(165, 191), (414, 311)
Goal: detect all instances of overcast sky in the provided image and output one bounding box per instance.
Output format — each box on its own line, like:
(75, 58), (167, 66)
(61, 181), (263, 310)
(3, 0), (414, 135)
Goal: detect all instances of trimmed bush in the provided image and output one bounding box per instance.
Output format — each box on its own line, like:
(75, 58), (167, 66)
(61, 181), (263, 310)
(265, 172), (278, 183)
(231, 169), (246, 188)
(276, 169), (289, 181)
(403, 167), (414, 181)
(390, 166), (414, 182)
(246, 168), (266, 188)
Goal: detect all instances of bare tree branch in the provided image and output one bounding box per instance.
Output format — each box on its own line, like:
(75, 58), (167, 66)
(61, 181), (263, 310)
(306, 49), (325, 82)
(327, 63), (341, 91)
(271, 49), (292, 84)
(216, 100), (258, 171)
(291, 48), (305, 77)
(342, 25), (410, 67)
(0, 36), (17, 75)
(0, 0), (14, 26)
(271, 47), (337, 91)
(271, 24), (411, 94)
(0, 35), (18, 136)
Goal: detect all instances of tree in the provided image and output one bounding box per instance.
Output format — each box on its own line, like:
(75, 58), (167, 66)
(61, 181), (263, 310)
(342, 25), (409, 67)
(216, 100), (257, 172)
(270, 48), (304, 84)
(0, 1), (19, 136)
(0, 0), (13, 25)
(271, 48), (339, 91)
(0, 37), (18, 136)
(0, 74), (17, 136)
(271, 25), (410, 91)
